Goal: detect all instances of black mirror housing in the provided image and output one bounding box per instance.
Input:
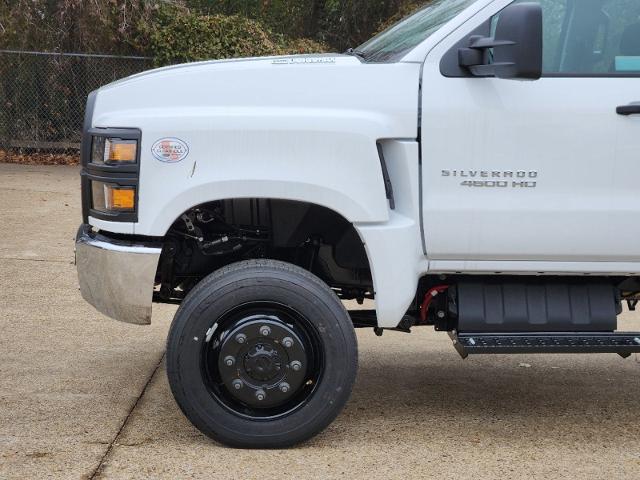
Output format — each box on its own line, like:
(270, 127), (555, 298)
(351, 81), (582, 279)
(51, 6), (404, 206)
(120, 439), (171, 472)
(494, 2), (542, 79)
(455, 2), (542, 80)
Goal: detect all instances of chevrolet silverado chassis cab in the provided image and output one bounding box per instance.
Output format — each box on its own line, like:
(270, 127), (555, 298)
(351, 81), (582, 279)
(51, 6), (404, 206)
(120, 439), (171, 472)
(76, 0), (640, 448)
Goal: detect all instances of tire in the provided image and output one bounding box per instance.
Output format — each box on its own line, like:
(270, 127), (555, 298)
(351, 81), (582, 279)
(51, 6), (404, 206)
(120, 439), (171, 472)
(166, 259), (358, 448)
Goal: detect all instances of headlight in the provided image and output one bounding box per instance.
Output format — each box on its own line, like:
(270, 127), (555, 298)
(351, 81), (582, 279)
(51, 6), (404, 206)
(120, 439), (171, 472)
(91, 181), (136, 213)
(81, 123), (141, 223)
(91, 137), (138, 165)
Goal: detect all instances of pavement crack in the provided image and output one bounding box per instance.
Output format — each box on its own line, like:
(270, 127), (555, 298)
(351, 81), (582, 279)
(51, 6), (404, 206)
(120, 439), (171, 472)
(0, 187), (76, 195)
(1, 256), (72, 265)
(88, 352), (165, 480)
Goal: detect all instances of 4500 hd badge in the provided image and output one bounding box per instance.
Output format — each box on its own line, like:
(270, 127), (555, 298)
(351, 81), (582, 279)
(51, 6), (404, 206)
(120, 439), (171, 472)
(442, 169), (539, 189)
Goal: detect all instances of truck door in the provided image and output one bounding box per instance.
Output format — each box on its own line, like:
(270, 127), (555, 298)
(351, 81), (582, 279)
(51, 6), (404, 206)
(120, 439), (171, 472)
(421, 0), (640, 268)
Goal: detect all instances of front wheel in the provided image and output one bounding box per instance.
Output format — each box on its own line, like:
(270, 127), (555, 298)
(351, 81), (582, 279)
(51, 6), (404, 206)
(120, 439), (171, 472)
(166, 260), (358, 448)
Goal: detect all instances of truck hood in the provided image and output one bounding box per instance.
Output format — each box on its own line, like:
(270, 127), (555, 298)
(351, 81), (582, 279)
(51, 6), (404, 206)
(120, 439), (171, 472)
(91, 53), (420, 136)
(101, 53), (351, 91)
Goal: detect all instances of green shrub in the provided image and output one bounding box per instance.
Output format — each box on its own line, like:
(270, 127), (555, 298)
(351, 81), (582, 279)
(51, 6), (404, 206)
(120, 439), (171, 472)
(146, 4), (327, 66)
(0, 0), (427, 62)
(186, 0), (318, 40)
(184, 0), (424, 52)
(147, 6), (275, 65)
(281, 37), (328, 55)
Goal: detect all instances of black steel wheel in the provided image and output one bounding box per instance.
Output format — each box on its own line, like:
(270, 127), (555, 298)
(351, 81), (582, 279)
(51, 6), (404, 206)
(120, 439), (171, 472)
(202, 302), (323, 418)
(166, 260), (358, 448)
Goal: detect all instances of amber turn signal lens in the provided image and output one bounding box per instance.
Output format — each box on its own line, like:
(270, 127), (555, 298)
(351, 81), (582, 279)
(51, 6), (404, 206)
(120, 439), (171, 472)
(107, 187), (135, 211)
(91, 181), (136, 213)
(105, 139), (137, 164)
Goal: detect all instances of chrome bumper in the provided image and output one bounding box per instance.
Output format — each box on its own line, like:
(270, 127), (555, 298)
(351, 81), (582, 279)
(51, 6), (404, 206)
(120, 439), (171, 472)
(75, 225), (162, 325)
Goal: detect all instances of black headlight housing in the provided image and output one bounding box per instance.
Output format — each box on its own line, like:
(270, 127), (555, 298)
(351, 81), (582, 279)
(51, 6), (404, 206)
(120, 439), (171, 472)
(81, 91), (142, 223)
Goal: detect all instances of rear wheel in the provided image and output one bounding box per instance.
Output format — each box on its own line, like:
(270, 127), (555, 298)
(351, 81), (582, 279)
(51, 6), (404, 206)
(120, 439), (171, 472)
(166, 259), (358, 448)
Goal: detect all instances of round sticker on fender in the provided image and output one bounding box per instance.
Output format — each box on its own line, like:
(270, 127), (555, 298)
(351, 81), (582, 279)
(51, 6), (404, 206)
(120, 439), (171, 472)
(152, 138), (189, 163)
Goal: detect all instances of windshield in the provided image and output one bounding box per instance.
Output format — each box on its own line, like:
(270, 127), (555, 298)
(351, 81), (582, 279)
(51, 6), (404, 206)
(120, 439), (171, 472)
(357, 0), (480, 63)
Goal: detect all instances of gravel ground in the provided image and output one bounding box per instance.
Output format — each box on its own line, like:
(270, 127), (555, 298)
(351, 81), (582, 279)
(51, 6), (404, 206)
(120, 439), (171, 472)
(1, 163), (639, 479)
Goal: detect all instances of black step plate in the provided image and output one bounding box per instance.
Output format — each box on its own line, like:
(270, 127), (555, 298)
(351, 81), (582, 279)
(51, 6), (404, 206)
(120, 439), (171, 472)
(453, 332), (640, 357)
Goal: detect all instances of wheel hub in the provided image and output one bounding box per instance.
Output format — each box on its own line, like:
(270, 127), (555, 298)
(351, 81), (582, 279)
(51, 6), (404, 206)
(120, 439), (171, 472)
(244, 344), (282, 382)
(215, 316), (309, 409)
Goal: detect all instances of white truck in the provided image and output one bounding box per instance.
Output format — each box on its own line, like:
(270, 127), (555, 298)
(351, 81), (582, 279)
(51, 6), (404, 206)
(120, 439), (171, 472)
(75, 0), (640, 448)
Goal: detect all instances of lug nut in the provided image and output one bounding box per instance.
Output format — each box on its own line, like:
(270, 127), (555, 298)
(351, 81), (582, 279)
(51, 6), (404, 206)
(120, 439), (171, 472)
(279, 382), (290, 393)
(255, 389), (266, 401)
(224, 356), (235, 367)
(235, 333), (247, 344)
(259, 326), (271, 337)
(232, 379), (243, 390)
(290, 360), (302, 372)
(282, 337), (294, 348)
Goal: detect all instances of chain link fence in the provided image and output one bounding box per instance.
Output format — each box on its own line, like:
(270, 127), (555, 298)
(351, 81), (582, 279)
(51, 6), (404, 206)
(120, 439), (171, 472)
(0, 50), (152, 161)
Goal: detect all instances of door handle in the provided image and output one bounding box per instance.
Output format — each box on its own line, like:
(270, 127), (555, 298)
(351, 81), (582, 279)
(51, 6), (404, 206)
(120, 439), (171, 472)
(617, 104), (640, 116)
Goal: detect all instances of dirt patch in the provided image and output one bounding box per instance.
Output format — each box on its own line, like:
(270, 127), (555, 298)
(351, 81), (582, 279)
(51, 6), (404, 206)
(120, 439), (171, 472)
(0, 150), (79, 166)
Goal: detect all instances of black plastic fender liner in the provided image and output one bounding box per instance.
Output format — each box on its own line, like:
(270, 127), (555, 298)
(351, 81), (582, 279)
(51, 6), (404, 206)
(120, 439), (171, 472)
(455, 281), (619, 334)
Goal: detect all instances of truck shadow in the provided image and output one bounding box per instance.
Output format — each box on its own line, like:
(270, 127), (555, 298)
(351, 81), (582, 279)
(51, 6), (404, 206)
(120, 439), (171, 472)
(338, 347), (640, 446)
(142, 341), (640, 448)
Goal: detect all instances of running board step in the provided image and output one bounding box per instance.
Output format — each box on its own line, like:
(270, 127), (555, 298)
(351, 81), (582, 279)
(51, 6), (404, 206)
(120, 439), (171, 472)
(452, 332), (640, 359)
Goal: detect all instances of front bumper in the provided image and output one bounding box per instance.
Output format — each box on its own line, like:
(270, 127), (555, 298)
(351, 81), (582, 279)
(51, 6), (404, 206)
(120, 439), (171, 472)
(75, 225), (162, 325)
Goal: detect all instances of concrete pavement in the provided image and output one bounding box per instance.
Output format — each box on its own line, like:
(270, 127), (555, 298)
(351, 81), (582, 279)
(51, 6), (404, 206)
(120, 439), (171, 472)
(0, 164), (175, 478)
(1, 163), (640, 479)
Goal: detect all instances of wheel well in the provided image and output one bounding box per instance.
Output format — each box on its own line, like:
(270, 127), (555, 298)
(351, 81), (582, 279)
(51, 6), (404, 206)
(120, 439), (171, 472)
(155, 198), (373, 304)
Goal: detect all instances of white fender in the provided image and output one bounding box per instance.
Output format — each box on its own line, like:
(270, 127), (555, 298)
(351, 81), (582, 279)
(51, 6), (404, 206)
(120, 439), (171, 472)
(89, 55), (425, 328)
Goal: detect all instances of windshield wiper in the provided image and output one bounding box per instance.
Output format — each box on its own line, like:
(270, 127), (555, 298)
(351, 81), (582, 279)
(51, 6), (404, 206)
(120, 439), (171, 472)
(345, 48), (368, 60)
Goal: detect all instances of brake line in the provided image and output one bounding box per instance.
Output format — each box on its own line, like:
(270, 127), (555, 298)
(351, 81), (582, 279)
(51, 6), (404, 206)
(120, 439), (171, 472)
(420, 285), (449, 323)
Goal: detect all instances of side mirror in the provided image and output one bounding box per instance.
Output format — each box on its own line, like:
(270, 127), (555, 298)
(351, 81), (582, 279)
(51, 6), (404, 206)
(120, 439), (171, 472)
(458, 2), (542, 80)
